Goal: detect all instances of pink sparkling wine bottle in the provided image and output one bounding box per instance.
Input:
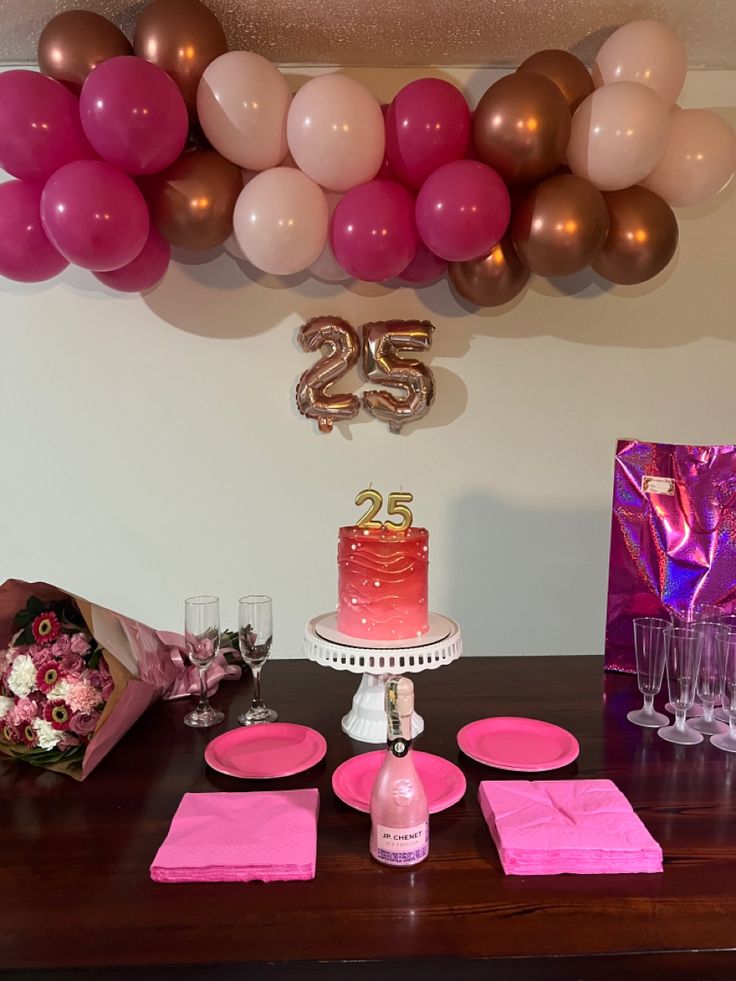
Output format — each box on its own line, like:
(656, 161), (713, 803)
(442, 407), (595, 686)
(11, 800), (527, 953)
(369, 676), (429, 867)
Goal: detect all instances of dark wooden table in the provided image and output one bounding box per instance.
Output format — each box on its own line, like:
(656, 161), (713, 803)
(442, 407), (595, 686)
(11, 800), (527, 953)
(3, 656), (736, 981)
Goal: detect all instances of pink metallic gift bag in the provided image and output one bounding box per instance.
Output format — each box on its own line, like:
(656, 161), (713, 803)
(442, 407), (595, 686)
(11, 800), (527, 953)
(605, 440), (736, 673)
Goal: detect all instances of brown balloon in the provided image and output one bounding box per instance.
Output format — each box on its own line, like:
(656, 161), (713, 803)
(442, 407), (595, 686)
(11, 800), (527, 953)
(512, 174), (609, 277)
(143, 150), (243, 251)
(593, 186), (678, 285)
(362, 321), (435, 434)
(37, 11), (132, 92)
(134, 0), (227, 114)
(449, 234), (530, 307)
(473, 73), (571, 185)
(517, 49), (594, 112)
(296, 317), (361, 433)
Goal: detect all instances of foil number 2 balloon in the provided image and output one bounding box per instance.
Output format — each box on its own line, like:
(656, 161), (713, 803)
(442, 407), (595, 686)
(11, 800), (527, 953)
(296, 317), (435, 434)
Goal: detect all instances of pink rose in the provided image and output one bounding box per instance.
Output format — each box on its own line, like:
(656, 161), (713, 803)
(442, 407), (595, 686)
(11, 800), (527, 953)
(58, 731), (81, 750)
(70, 711), (100, 736)
(9, 697), (39, 725)
(86, 670), (102, 689)
(102, 679), (115, 701)
(60, 653), (85, 674)
(27, 645), (49, 668)
(70, 633), (90, 655)
(51, 635), (71, 658)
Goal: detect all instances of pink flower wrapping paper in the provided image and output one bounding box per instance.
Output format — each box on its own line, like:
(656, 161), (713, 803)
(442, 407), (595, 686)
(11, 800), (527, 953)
(0, 579), (240, 779)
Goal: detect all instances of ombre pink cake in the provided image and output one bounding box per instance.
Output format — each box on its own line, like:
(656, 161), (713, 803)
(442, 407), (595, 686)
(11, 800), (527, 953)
(337, 526), (429, 642)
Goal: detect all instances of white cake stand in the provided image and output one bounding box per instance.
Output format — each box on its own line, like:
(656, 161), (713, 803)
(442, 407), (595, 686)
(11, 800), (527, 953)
(303, 612), (463, 744)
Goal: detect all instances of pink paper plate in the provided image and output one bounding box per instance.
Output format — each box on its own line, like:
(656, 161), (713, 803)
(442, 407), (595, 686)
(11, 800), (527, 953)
(205, 723), (327, 779)
(332, 750), (466, 814)
(457, 717), (579, 772)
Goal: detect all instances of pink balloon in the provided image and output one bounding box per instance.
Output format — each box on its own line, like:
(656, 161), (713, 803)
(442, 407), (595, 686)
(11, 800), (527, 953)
(233, 167), (328, 275)
(593, 19), (687, 106)
(80, 56), (188, 176)
(41, 160), (150, 271)
(377, 104), (402, 183)
(287, 74), (385, 192)
(94, 225), (170, 292)
(331, 180), (418, 282)
(567, 82), (670, 191)
(399, 242), (447, 285)
(642, 109), (736, 207)
(0, 70), (95, 184)
(386, 78), (470, 189)
(0, 181), (68, 283)
(197, 51), (291, 171)
(415, 160), (510, 263)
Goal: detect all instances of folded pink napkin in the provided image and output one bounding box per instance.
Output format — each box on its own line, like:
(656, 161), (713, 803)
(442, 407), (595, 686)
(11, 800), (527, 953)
(150, 789), (319, 883)
(479, 779), (662, 876)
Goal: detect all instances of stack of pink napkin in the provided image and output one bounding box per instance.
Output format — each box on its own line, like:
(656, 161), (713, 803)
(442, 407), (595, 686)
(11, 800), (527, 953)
(479, 779), (662, 875)
(150, 789), (320, 883)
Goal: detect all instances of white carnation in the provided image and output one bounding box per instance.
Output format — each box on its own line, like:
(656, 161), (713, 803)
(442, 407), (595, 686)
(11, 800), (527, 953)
(0, 695), (13, 721)
(47, 680), (72, 703)
(7, 654), (37, 699)
(32, 718), (61, 751)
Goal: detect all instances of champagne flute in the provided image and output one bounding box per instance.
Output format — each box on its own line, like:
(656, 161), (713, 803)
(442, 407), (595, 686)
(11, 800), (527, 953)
(688, 621), (727, 735)
(627, 618), (671, 728)
(238, 595), (278, 726)
(184, 595), (225, 728)
(657, 625), (704, 745)
(712, 628), (736, 754)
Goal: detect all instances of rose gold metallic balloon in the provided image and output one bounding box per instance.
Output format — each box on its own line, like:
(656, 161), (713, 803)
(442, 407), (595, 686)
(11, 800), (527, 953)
(512, 174), (609, 277)
(296, 317), (361, 433)
(449, 233), (529, 307)
(473, 73), (571, 185)
(143, 150), (243, 251)
(37, 11), (132, 92)
(134, 0), (227, 114)
(362, 320), (435, 434)
(517, 49), (594, 112)
(592, 186), (678, 285)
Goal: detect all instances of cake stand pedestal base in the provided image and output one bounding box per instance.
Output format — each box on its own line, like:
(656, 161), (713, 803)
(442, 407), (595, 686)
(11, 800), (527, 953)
(341, 672), (424, 744)
(304, 613), (462, 744)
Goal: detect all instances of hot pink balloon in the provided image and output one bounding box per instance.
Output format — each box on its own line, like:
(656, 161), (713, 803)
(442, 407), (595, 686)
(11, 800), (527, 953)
(567, 82), (670, 191)
(593, 19), (687, 106)
(643, 108), (736, 207)
(94, 225), (171, 292)
(287, 74), (385, 192)
(415, 159), (510, 263)
(331, 180), (418, 282)
(399, 242), (447, 285)
(0, 181), (68, 283)
(0, 70), (95, 184)
(386, 78), (471, 189)
(80, 56), (188, 175)
(41, 160), (150, 271)
(377, 104), (402, 183)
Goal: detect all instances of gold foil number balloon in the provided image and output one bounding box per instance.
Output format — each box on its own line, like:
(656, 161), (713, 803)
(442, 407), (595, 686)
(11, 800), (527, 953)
(296, 316), (361, 433)
(362, 320), (435, 434)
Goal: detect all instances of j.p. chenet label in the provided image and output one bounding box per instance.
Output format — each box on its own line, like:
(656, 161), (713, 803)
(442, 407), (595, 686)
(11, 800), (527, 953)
(375, 821), (429, 865)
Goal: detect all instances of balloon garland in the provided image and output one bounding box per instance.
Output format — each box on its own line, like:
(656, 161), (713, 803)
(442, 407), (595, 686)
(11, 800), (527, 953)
(0, 0), (734, 306)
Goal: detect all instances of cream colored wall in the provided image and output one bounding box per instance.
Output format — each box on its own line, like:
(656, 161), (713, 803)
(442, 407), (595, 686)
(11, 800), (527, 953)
(0, 67), (734, 657)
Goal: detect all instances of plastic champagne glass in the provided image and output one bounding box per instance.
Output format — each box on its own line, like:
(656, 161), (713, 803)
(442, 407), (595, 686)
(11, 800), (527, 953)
(238, 595), (278, 725)
(712, 628), (736, 754)
(627, 618), (671, 728)
(688, 621), (727, 736)
(658, 626), (704, 745)
(715, 616), (736, 722)
(183, 595), (225, 728)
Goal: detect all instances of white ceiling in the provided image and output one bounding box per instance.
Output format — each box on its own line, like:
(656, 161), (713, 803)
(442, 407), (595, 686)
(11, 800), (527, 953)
(0, 0), (734, 68)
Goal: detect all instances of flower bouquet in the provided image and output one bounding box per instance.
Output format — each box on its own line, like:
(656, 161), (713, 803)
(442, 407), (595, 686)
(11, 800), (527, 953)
(0, 580), (239, 779)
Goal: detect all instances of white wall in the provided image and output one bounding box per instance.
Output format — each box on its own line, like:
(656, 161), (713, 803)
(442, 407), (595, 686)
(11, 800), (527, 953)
(1, 67), (735, 657)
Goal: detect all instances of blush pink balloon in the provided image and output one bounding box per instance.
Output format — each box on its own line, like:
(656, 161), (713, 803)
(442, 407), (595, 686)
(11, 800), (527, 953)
(197, 51), (291, 171)
(94, 225), (170, 292)
(0, 70), (95, 184)
(642, 108), (736, 207)
(233, 167), (328, 275)
(567, 82), (670, 191)
(415, 159), (510, 263)
(41, 160), (150, 271)
(593, 19), (687, 106)
(399, 242), (447, 285)
(386, 78), (471, 189)
(0, 180), (68, 282)
(80, 56), (188, 175)
(287, 74), (384, 192)
(331, 180), (418, 282)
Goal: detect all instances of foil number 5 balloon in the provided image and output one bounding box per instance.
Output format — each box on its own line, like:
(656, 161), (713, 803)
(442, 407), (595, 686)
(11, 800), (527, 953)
(296, 317), (435, 434)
